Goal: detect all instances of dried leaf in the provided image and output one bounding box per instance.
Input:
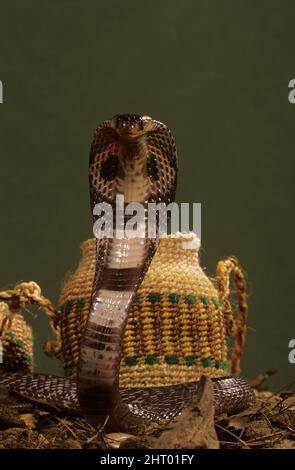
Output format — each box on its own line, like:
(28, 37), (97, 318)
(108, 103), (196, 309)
(19, 413), (36, 429)
(248, 370), (277, 389)
(244, 419), (272, 439)
(228, 403), (262, 430)
(105, 432), (138, 449)
(149, 376), (219, 449)
(272, 410), (295, 429)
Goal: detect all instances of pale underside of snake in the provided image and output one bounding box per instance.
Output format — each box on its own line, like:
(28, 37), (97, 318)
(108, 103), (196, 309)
(0, 114), (255, 433)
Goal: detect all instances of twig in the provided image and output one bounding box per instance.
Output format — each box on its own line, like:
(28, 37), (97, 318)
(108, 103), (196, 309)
(215, 422), (250, 448)
(56, 417), (80, 441)
(245, 429), (288, 444)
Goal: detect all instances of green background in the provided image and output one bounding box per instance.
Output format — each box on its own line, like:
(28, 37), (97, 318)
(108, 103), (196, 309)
(0, 1), (294, 390)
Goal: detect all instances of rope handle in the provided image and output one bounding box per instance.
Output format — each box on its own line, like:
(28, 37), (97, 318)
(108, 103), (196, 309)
(0, 281), (62, 357)
(216, 257), (248, 375)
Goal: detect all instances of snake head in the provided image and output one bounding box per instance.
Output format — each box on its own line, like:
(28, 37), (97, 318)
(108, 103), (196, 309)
(110, 114), (154, 138)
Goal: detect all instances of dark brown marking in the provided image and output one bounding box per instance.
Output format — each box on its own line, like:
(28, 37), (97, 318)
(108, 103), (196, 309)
(147, 153), (159, 181)
(101, 267), (143, 291)
(83, 340), (106, 350)
(88, 324), (117, 335)
(101, 155), (119, 181)
(85, 324), (119, 344)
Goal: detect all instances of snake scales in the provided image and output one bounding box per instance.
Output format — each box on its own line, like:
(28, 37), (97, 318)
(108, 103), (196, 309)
(0, 114), (255, 433)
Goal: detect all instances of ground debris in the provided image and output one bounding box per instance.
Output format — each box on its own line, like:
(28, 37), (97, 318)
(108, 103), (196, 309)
(0, 381), (295, 449)
(215, 386), (295, 449)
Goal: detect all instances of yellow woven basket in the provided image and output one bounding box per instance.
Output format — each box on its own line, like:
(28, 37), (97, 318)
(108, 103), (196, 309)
(57, 232), (248, 388)
(0, 281), (59, 372)
(0, 297), (33, 371)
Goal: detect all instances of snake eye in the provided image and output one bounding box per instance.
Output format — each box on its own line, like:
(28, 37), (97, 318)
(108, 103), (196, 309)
(115, 116), (121, 128)
(101, 155), (119, 181)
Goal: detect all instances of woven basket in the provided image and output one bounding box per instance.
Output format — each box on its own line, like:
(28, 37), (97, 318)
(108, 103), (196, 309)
(0, 301), (33, 371)
(0, 281), (60, 373)
(58, 233), (248, 387)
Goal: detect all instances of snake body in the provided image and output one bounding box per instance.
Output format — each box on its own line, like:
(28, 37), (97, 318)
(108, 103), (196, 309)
(0, 114), (255, 432)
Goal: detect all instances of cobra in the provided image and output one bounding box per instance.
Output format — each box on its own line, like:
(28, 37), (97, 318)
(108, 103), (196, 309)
(0, 114), (255, 433)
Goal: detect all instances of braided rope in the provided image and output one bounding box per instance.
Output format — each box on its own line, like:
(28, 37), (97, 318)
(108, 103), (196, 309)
(0, 281), (62, 357)
(216, 257), (248, 375)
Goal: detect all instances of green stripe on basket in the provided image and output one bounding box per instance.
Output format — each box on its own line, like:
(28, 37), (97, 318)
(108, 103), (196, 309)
(122, 356), (228, 369)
